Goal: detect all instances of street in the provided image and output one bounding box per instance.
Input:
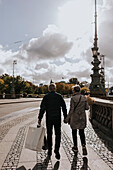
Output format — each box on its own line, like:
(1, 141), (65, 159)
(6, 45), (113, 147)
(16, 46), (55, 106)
(0, 101), (41, 123)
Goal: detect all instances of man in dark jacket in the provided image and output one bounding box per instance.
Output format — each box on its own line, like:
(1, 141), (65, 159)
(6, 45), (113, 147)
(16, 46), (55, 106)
(38, 83), (67, 159)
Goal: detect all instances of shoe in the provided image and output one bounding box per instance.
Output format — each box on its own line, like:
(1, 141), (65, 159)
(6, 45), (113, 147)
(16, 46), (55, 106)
(55, 152), (60, 160)
(82, 145), (87, 155)
(42, 145), (48, 150)
(72, 146), (78, 153)
(47, 150), (52, 157)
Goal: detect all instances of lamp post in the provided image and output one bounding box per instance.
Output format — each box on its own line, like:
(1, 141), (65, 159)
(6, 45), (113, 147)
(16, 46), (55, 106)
(100, 54), (105, 89)
(89, 0), (106, 97)
(11, 60), (17, 98)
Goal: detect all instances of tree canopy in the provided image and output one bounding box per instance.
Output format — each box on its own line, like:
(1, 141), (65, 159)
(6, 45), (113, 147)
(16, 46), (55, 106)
(0, 74), (89, 96)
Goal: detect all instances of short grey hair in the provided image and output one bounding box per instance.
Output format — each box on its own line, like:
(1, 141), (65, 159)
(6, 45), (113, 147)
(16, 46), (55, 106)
(73, 85), (80, 92)
(48, 83), (56, 91)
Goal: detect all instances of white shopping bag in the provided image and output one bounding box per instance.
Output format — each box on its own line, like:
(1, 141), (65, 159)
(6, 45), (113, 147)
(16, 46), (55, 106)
(25, 126), (45, 152)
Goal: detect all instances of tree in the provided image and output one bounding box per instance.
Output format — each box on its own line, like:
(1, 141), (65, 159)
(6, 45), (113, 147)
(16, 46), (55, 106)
(0, 74), (12, 94)
(69, 78), (79, 84)
(14, 76), (25, 94)
(56, 83), (74, 95)
(80, 81), (89, 88)
(81, 87), (89, 95)
(56, 83), (65, 95)
(0, 78), (4, 94)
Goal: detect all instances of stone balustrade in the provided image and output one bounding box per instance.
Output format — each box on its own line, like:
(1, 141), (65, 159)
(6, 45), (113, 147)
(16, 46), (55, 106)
(90, 97), (113, 139)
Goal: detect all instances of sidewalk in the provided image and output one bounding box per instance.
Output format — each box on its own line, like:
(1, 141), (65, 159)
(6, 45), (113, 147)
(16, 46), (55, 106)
(0, 99), (113, 170)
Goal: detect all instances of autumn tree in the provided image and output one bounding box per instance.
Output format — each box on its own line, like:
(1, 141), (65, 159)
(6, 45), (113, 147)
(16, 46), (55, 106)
(81, 87), (89, 95)
(0, 78), (4, 94)
(0, 74), (12, 94)
(69, 78), (79, 84)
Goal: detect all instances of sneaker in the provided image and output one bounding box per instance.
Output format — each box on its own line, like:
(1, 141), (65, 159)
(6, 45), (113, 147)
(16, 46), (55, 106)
(55, 152), (60, 160)
(72, 146), (78, 153)
(82, 145), (87, 155)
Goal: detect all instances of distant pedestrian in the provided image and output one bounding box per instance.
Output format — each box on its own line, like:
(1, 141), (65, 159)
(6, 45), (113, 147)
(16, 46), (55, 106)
(65, 85), (89, 155)
(38, 83), (67, 159)
(3, 92), (5, 99)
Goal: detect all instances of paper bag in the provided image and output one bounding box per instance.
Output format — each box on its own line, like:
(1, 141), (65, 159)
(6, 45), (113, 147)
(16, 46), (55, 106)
(25, 126), (45, 151)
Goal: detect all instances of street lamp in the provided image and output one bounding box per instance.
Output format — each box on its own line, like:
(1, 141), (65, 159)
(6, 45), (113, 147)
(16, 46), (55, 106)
(92, 47), (97, 56)
(89, 0), (106, 97)
(11, 60), (17, 98)
(91, 46), (100, 56)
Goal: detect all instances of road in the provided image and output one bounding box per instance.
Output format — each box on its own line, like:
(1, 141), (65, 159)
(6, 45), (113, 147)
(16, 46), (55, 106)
(0, 98), (70, 124)
(0, 101), (41, 124)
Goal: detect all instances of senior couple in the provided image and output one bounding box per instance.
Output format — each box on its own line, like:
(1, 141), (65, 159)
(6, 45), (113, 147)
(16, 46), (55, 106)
(38, 83), (89, 160)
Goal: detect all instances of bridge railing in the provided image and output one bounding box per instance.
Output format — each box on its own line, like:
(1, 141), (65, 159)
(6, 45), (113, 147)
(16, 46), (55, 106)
(90, 97), (113, 138)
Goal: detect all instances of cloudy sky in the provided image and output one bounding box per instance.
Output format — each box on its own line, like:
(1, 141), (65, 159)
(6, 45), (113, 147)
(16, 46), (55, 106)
(0, 0), (113, 86)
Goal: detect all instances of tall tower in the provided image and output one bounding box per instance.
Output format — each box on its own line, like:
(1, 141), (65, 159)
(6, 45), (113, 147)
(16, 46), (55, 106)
(89, 0), (105, 97)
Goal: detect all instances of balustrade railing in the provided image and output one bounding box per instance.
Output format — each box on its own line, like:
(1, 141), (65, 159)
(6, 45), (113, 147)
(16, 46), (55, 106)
(90, 98), (113, 138)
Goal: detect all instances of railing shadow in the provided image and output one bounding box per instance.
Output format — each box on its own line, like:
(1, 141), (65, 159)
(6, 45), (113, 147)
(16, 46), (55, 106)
(16, 166), (26, 170)
(92, 124), (113, 153)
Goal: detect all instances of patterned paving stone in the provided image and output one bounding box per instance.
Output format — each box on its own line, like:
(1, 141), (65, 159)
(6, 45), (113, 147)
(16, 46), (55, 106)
(1, 100), (113, 169)
(1, 126), (27, 169)
(0, 112), (37, 143)
(34, 151), (53, 170)
(85, 123), (113, 169)
(1, 119), (37, 170)
(62, 130), (91, 170)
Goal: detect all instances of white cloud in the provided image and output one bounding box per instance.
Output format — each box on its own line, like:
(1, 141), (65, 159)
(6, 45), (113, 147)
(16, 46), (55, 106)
(33, 67), (65, 85)
(0, 0), (113, 86)
(0, 47), (18, 75)
(58, 0), (92, 39)
(35, 63), (49, 70)
(67, 68), (91, 82)
(19, 26), (73, 62)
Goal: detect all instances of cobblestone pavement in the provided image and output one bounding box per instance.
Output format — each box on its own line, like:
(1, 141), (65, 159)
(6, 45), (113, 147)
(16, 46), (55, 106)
(1, 126), (27, 169)
(0, 99), (113, 169)
(0, 111), (37, 143)
(34, 151), (53, 170)
(1, 119), (37, 170)
(1, 121), (112, 170)
(32, 130), (91, 170)
(85, 124), (113, 169)
(62, 130), (91, 170)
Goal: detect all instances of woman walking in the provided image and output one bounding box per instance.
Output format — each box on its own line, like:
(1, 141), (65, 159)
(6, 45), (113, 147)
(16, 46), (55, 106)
(65, 85), (89, 155)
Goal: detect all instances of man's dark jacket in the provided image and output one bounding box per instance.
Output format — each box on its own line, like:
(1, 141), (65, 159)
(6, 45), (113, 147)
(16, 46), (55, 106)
(38, 91), (67, 122)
